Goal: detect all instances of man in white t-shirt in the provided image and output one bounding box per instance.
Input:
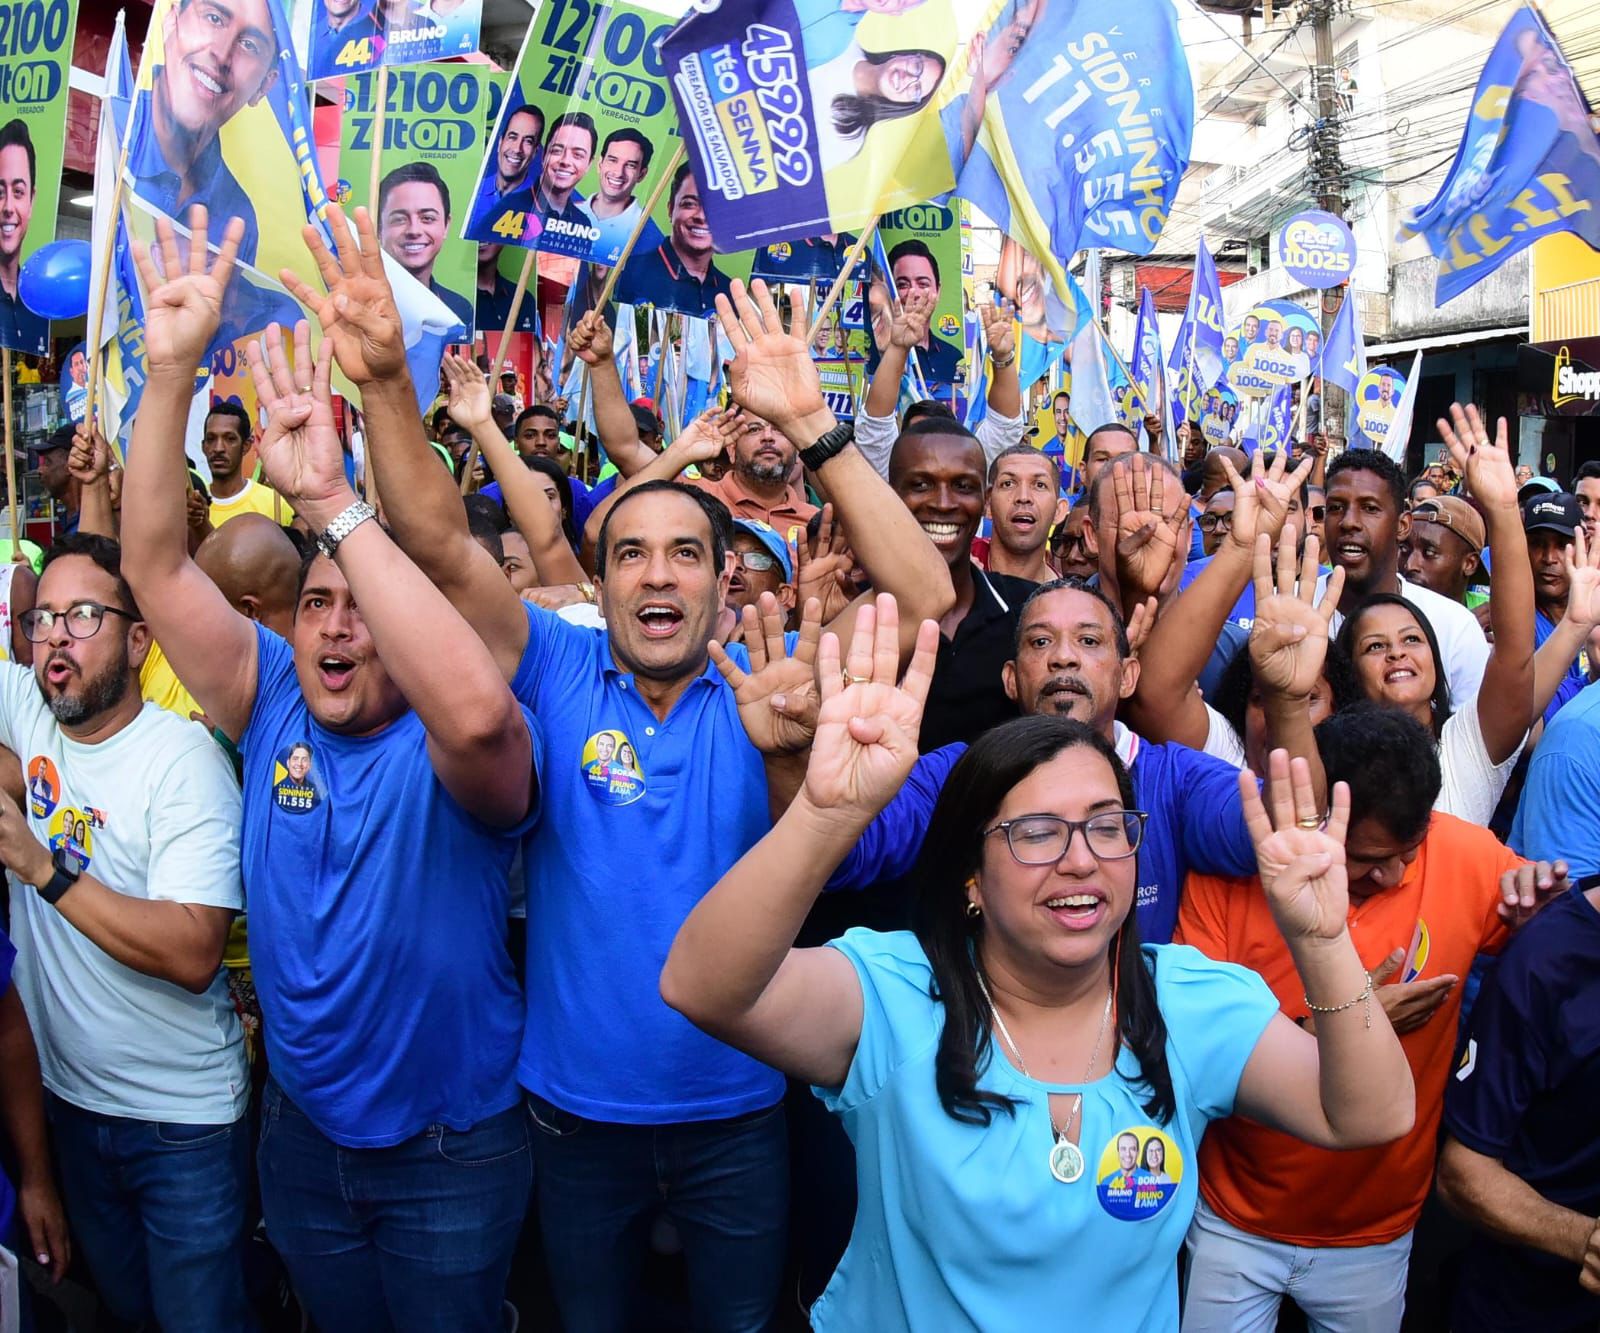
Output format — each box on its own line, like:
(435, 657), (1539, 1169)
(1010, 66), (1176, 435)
(0, 532), (250, 1332)
(1324, 447), (1489, 703)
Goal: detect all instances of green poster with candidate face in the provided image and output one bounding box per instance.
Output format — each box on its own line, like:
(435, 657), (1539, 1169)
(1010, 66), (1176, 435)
(866, 201), (966, 392)
(0, 0), (78, 355)
(338, 63), (488, 337)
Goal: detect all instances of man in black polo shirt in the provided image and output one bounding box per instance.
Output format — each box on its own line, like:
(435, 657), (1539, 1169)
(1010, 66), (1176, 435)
(616, 162), (734, 318)
(887, 417), (1036, 751)
(1437, 875), (1600, 1332)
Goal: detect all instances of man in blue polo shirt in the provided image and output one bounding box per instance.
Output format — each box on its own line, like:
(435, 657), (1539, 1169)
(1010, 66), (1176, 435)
(820, 577), (1328, 944)
(616, 163), (736, 318)
(119, 207), (542, 1333)
(354, 268), (953, 1328)
(1438, 877), (1600, 1332)
(1513, 679), (1600, 879)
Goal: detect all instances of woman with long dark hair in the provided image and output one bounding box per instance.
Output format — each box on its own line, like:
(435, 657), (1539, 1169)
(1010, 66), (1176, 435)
(663, 595), (1412, 1330)
(811, 44), (947, 170)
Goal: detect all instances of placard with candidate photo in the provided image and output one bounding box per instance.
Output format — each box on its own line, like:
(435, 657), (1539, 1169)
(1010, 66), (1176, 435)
(307, 0), (484, 84)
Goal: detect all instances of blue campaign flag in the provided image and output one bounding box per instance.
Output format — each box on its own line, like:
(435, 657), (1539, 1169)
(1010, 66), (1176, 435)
(1319, 291), (1365, 396)
(1261, 381), (1294, 453)
(90, 12), (140, 447)
(1401, 4), (1600, 303)
(1167, 238), (1224, 426)
(945, 2), (1193, 319)
(1131, 287), (1168, 452)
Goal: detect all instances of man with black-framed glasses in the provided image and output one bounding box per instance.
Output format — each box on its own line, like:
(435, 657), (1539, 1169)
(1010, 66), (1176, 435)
(0, 531), (253, 1332)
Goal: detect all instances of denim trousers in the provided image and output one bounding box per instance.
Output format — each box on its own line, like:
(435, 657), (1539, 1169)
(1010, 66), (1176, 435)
(526, 1093), (788, 1333)
(256, 1077), (532, 1333)
(44, 1090), (255, 1333)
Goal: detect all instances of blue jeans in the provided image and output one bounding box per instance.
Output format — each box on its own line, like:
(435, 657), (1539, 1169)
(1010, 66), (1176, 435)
(44, 1091), (255, 1333)
(527, 1093), (788, 1333)
(257, 1078), (531, 1333)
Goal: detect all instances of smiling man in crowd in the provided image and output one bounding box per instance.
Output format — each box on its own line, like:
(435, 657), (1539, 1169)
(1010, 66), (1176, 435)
(617, 162), (734, 318)
(377, 161), (472, 329)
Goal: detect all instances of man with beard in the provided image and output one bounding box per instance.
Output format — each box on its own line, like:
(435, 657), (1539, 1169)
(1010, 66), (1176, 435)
(0, 532), (252, 1330)
(377, 161), (472, 329)
(196, 401), (294, 528)
(0, 120), (44, 355)
(692, 411), (819, 542)
(617, 162), (734, 317)
(467, 103), (543, 238)
(131, 0), (279, 268)
(983, 445), (1066, 583)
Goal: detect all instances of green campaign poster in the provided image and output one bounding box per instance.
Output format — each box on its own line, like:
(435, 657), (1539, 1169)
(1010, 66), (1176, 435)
(0, 0), (78, 355)
(338, 63), (488, 337)
(867, 202), (966, 392)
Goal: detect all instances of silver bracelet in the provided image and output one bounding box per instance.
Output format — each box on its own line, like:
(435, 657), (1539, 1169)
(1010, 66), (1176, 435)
(1303, 973), (1374, 1029)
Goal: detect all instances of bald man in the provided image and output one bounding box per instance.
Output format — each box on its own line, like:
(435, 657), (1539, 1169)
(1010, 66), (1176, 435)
(194, 514), (300, 637)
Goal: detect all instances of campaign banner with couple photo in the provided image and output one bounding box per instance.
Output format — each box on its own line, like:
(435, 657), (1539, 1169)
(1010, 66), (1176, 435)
(337, 64), (486, 338)
(306, 0), (483, 84)
(464, 0), (681, 268)
(0, 0), (79, 356)
(1223, 299), (1319, 398)
(863, 202), (965, 392)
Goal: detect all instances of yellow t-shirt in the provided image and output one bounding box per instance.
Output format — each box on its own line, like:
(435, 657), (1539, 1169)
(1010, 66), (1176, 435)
(208, 479), (294, 527)
(139, 640), (204, 724)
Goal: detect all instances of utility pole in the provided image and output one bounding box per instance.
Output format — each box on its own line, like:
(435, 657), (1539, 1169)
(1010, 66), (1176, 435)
(1308, 0), (1350, 444)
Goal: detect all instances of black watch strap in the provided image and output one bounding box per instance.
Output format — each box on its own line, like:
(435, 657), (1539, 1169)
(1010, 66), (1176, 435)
(800, 421), (854, 473)
(38, 850), (80, 905)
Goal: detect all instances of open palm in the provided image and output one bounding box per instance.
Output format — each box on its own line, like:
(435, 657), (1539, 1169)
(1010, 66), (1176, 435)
(280, 204), (407, 386)
(1438, 403), (1517, 512)
(715, 280), (826, 433)
(802, 597), (938, 822)
(710, 595), (821, 755)
(130, 207), (244, 376)
(1241, 751), (1352, 943)
(1250, 530), (1344, 698)
(443, 353), (494, 431)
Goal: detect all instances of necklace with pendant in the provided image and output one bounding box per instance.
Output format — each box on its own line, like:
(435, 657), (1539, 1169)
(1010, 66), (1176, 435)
(977, 971), (1114, 1185)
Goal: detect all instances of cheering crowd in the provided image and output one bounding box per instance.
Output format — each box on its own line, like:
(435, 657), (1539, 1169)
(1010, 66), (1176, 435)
(1, 201), (1598, 1333)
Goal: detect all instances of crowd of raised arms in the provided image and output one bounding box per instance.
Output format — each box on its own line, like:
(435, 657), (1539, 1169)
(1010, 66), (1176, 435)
(3, 203), (1599, 1333)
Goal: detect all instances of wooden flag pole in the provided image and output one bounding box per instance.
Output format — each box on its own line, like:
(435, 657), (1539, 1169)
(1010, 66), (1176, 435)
(460, 248), (536, 494)
(2, 350), (18, 557)
(808, 223), (877, 343)
(592, 142), (686, 312)
(368, 65), (389, 212)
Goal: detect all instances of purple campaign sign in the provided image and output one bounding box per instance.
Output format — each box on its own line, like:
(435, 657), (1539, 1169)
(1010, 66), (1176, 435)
(1277, 210), (1357, 290)
(661, 2), (831, 252)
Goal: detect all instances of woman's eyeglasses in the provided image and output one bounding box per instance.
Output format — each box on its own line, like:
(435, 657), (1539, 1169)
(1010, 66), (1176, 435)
(982, 811), (1149, 864)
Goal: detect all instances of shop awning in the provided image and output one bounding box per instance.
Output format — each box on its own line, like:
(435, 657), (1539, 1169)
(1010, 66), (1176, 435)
(1366, 326), (1528, 358)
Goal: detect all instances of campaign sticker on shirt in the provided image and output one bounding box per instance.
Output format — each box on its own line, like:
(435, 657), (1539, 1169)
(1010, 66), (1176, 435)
(26, 756), (59, 819)
(272, 742), (323, 815)
(581, 730), (645, 807)
(1402, 919), (1430, 983)
(47, 807), (93, 874)
(1096, 1127), (1183, 1221)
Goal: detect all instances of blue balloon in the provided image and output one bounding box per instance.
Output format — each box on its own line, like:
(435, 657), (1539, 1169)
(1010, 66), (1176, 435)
(19, 240), (92, 321)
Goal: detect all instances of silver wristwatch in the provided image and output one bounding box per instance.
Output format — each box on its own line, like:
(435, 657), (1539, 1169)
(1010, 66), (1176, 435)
(315, 500), (378, 559)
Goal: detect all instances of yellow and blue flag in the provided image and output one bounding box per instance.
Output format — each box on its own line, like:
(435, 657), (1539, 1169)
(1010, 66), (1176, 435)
(1168, 237), (1224, 428)
(1402, 4), (1600, 303)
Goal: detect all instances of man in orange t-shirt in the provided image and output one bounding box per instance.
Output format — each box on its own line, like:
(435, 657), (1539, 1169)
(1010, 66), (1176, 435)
(1176, 706), (1568, 1333)
(690, 412), (817, 546)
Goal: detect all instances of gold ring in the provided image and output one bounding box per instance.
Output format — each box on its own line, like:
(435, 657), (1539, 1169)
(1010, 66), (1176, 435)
(843, 672), (871, 686)
(298, 384), (312, 393)
(1296, 817), (1321, 830)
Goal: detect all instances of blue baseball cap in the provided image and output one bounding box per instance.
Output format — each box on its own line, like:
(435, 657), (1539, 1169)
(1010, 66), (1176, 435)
(732, 519), (794, 581)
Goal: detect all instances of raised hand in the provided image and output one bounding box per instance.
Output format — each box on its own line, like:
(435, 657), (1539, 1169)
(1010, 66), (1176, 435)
(1249, 529), (1345, 699)
(244, 321), (351, 523)
(280, 204), (407, 387)
(68, 423), (111, 486)
(715, 279), (828, 437)
(1125, 595), (1159, 658)
(442, 352), (494, 431)
(129, 206), (244, 378)
(978, 296), (1017, 364)
(1099, 454), (1183, 601)
(1239, 749), (1351, 943)
(569, 310), (615, 366)
(1438, 403), (1518, 513)
(801, 594), (939, 822)
(709, 593), (822, 756)
(794, 503), (857, 625)
(1562, 527), (1600, 629)
(888, 288), (935, 350)
(675, 405), (742, 467)
(1224, 447), (1316, 552)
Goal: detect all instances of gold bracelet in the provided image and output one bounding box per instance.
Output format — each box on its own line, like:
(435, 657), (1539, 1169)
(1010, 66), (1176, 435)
(1302, 973), (1373, 1029)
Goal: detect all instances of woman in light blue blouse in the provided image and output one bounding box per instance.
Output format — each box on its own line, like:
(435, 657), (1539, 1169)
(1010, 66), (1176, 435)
(664, 596), (1415, 1332)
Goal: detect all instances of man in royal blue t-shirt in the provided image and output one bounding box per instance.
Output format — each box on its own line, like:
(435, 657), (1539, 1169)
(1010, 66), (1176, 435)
(120, 206), (542, 1333)
(360, 272), (955, 1330)
(1438, 877), (1600, 1332)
